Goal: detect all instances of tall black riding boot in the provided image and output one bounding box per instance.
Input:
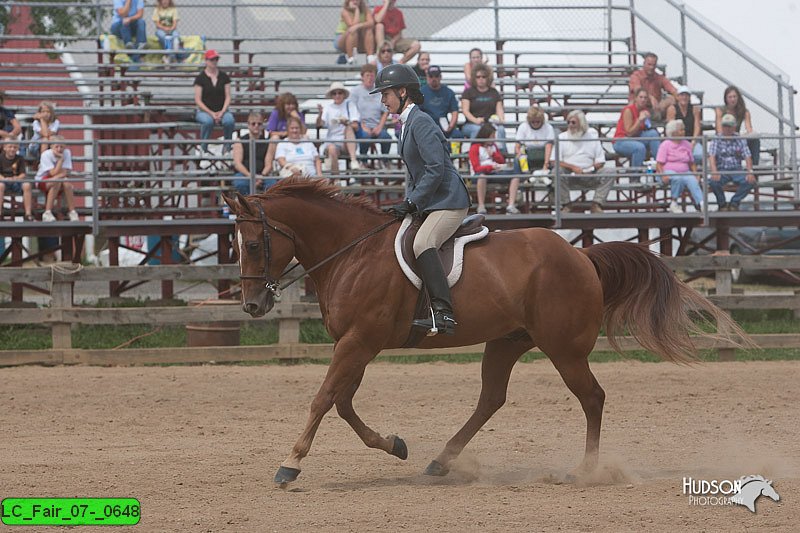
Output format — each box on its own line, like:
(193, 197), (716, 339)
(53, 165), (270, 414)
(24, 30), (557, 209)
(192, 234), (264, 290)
(412, 248), (457, 335)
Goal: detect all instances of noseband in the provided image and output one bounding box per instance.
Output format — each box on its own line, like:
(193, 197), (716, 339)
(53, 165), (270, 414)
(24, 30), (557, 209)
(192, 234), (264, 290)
(236, 202), (296, 298)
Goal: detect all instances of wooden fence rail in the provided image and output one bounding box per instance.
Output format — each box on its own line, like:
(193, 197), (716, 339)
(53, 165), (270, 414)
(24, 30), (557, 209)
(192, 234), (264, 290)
(0, 256), (798, 366)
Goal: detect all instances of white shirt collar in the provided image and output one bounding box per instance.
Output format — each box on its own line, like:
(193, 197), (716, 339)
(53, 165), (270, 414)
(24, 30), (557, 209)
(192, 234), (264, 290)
(399, 103), (415, 124)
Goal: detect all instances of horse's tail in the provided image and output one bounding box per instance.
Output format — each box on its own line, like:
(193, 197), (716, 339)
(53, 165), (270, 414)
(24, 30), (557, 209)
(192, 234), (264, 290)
(581, 242), (752, 364)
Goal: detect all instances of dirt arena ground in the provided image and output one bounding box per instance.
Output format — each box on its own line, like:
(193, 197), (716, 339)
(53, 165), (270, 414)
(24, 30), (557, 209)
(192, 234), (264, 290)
(1, 360), (797, 532)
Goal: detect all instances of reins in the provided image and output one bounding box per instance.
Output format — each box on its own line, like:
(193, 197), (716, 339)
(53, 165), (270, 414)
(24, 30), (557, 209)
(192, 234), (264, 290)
(235, 204), (399, 297)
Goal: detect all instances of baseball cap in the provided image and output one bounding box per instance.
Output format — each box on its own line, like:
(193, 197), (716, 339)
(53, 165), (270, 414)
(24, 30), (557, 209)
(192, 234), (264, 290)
(427, 65), (442, 77)
(204, 49), (220, 60)
(676, 85), (691, 95)
(721, 113), (737, 127)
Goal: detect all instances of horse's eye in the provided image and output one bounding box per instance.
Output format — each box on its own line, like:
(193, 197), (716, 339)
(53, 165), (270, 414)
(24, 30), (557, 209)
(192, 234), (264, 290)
(246, 242), (259, 252)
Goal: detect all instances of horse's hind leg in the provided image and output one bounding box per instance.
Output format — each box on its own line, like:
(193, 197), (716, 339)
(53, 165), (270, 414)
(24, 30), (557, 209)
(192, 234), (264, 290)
(426, 336), (533, 476)
(335, 369), (407, 460)
(546, 355), (605, 475)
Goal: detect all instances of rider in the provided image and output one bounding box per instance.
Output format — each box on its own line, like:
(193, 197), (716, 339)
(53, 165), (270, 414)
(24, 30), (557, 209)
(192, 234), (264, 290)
(371, 64), (470, 335)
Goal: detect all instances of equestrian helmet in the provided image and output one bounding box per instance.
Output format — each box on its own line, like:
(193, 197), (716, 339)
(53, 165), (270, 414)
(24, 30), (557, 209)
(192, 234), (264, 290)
(369, 64), (420, 94)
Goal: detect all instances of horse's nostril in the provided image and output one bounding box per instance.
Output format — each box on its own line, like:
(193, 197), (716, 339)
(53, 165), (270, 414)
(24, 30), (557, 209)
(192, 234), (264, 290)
(244, 303), (258, 314)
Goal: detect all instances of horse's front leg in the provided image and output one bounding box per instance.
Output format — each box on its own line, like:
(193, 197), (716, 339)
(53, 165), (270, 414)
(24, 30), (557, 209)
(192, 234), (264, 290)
(336, 369), (408, 460)
(274, 338), (379, 486)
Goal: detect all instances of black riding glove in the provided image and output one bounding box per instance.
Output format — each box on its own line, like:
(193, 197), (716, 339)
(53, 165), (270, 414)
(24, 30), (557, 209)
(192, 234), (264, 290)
(388, 199), (417, 219)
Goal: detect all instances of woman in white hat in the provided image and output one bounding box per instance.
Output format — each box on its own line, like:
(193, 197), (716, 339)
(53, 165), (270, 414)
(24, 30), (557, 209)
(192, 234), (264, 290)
(316, 81), (361, 174)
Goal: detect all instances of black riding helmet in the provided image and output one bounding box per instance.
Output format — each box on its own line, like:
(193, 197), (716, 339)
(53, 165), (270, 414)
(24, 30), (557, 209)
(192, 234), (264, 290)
(369, 63), (420, 94)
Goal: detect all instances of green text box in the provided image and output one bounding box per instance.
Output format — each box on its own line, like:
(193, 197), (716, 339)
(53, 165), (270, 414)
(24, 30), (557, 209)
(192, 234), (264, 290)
(1, 498), (140, 526)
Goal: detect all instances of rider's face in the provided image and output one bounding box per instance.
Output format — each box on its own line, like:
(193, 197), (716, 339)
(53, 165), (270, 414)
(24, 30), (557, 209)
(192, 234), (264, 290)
(380, 88), (405, 114)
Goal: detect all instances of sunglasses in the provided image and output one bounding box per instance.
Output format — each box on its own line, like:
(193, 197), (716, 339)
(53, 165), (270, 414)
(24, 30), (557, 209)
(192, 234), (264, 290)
(248, 122), (264, 127)
(207, 57), (219, 62)
(475, 74), (487, 79)
(380, 49), (392, 53)
(331, 90), (345, 95)
(567, 120), (578, 125)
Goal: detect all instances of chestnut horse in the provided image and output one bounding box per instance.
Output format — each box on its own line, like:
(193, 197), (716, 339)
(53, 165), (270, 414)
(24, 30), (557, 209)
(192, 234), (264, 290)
(223, 178), (746, 486)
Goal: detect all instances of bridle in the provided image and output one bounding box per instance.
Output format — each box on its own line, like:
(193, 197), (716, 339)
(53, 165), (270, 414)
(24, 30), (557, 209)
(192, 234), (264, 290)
(234, 201), (399, 298)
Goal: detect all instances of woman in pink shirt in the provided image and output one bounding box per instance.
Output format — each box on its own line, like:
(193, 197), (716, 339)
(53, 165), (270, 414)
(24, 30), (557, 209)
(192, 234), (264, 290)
(656, 119), (703, 213)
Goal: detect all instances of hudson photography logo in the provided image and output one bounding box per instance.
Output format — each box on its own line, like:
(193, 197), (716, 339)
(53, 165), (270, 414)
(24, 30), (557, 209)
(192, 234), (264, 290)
(682, 475), (781, 513)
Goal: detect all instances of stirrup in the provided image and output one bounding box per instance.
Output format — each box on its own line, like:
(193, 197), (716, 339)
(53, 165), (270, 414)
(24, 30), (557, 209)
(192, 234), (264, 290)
(413, 310), (457, 336)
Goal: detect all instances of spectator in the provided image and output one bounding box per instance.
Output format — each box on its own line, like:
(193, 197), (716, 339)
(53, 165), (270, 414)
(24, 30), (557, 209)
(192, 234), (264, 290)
(656, 119), (703, 213)
(349, 63), (392, 166)
(152, 0), (181, 63)
(420, 65), (462, 140)
(111, 0), (146, 61)
(461, 63), (507, 151)
(551, 110), (610, 214)
(412, 51), (430, 86)
(193, 49), (234, 155)
(469, 123), (520, 215)
(35, 135), (79, 222)
(264, 92), (305, 175)
(29, 101), (60, 162)
(715, 85), (760, 165)
(665, 85), (702, 163)
(613, 87), (661, 177)
(374, 0), (420, 64)
(514, 106), (554, 173)
(629, 52), (676, 120)
(316, 81), (361, 174)
(375, 41), (395, 74)
(335, 0), (375, 65)
(0, 90), (22, 142)
(231, 111), (272, 196)
(275, 116), (323, 178)
(463, 47), (487, 90)
(0, 141), (33, 221)
(708, 113), (755, 211)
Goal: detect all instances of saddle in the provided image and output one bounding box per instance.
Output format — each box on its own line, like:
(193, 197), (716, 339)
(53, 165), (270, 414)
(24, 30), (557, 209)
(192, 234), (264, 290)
(394, 214), (489, 289)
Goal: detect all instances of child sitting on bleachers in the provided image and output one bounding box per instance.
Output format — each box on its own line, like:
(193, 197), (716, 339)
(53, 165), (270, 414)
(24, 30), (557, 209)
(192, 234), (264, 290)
(35, 135), (79, 222)
(0, 141), (33, 221)
(152, 0), (182, 63)
(29, 101), (60, 162)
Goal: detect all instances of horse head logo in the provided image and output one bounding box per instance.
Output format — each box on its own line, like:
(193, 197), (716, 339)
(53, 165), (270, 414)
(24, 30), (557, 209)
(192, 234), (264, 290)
(731, 475), (780, 513)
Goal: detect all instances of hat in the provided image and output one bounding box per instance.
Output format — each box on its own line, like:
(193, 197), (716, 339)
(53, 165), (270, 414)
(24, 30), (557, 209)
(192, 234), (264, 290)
(721, 113), (737, 127)
(676, 85), (691, 95)
(204, 49), (220, 60)
(326, 81), (350, 98)
(427, 65), (442, 76)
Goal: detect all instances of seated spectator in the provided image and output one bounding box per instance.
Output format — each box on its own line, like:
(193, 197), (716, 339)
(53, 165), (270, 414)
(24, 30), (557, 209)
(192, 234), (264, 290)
(29, 101), (60, 162)
(665, 85), (702, 163)
(708, 113), (755, 211)
(111, 0), (146, 62)
(461, 64), (507, 151)
(715, 85), (760, 165)
(374, 0), (420, 64)
(469, 123), (519, 215)
(420, 65), (463, 140)
(0, 91), (22, 143)
(152, 0), (182, 63)
(551, 110), (611, 214)
(275, 116), (323, 178)
(0, 141), (33, 221)
(35, 136), (79, 222)
(463, 47), (487, 90)
(264, 92), (305, 175)
(613, 88), (661, 177)
(375, 41), (395, 74)
(514, 106), (554, 173)
(348, 63), (391, 166)
(316, 82), (361, 174)
(412, 51), (430, 86)
(231, 111), (272, 196)
(629, 52), (676, 120)
(656, 120), (703, 213)
(193, 49), (234, 155)
(335, 0), (375, 65)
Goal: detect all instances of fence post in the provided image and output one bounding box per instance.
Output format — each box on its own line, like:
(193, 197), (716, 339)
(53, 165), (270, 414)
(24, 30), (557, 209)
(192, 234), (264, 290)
(50, 264), (75, 350)
(278, 282), (301, 345)
(714, 230), (735, 362)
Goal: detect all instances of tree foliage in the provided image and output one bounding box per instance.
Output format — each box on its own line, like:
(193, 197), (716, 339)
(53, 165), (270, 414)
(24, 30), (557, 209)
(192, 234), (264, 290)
(1, 0), (106, 41)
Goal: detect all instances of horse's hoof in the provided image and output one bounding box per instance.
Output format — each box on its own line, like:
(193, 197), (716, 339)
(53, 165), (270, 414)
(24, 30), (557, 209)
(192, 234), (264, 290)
(389, 435), (408, 460)
(564, 473), (577, 483)
(424, 460), (450, 477)
(274, 466), (301, 486)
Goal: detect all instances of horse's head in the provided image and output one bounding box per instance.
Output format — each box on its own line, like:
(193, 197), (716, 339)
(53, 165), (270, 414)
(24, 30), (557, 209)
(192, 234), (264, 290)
(223, 192), (296, 318)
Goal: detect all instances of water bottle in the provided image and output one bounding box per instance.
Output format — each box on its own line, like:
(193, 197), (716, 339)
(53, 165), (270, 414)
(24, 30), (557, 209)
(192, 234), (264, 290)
(518, 154), (529, 172)
(644, 117), (652, 130)
(645, 160), (655, 182)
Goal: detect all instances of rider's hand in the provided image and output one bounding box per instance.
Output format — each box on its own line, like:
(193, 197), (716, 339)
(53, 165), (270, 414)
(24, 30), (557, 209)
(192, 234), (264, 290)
(387, 199), (417, 219)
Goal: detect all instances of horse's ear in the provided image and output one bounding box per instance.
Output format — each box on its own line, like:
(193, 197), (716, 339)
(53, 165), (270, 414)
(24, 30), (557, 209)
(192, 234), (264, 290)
(236, 192), (256, 216)
(221, 193), (238, 213)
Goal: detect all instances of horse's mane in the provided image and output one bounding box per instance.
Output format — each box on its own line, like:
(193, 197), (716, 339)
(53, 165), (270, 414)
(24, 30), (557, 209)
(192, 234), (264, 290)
(255, 177), (385, 215)
(740, 475), (770, 485)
